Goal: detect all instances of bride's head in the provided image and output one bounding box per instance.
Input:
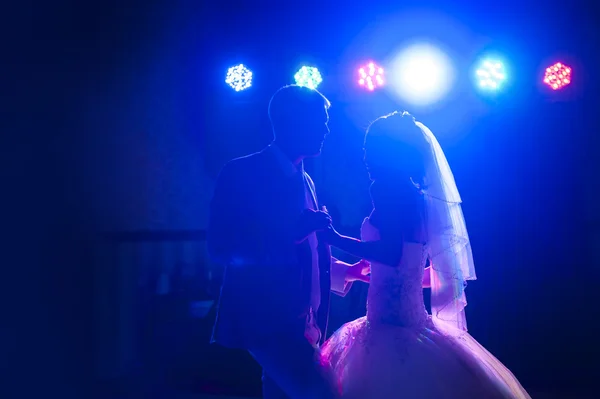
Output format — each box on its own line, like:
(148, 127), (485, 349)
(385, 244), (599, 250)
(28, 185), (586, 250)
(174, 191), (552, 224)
(364, 111), (429, 186)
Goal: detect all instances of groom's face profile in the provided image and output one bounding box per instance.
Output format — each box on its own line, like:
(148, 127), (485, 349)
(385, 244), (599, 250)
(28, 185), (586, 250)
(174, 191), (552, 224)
(297, 106), (330, 157)
(269, 85), (331, 159)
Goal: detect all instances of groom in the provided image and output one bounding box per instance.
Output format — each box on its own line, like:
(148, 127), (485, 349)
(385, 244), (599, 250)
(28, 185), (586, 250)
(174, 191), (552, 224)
(208, 84), (368, 398)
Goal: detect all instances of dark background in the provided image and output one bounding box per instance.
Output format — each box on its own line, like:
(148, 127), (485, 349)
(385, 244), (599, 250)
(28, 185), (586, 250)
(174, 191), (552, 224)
(3, 1), (600, 398)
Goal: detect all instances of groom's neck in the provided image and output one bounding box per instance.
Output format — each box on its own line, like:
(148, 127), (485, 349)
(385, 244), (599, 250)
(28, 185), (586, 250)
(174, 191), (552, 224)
(273, 141), (304, 166)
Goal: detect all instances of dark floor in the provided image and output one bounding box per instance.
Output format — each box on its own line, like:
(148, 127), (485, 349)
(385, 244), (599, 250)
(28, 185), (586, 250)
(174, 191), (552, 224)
(113, 391), (591, 399)
(193, 394), (587, 399)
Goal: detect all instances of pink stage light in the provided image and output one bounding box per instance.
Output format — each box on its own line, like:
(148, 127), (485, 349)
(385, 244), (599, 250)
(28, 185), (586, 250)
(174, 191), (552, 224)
(543, 62), (571, 90)
(358, 62), (384, 91)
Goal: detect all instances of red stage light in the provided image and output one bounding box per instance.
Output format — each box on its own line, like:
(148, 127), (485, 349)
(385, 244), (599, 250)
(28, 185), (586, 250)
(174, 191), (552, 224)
(543, 62), (571, 90)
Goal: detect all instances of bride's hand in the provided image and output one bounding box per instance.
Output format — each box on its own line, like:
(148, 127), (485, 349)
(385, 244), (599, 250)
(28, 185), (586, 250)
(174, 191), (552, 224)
(346, 259), (371, 283)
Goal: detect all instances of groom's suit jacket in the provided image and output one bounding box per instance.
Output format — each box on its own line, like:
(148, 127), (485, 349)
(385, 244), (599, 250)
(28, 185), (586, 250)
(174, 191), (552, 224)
(208, 145), (351, 349)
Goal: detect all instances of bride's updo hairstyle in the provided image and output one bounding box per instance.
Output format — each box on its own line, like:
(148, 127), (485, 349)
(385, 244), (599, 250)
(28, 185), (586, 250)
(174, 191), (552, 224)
(364, 111), (429, 189)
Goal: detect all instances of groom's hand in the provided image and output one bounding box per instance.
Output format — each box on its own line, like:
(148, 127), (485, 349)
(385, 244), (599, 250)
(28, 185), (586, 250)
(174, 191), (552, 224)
(321, 224), (341, 244)
(294, 209), (331, 243)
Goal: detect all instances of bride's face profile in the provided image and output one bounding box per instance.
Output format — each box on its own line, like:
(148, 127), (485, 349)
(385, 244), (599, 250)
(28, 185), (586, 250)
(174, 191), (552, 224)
(363, 134), (405, 181)
(364, 113), (428, 183)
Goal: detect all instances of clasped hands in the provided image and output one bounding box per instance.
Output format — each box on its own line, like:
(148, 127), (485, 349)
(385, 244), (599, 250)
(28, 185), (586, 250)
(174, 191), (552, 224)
(295, 208), (333, 242)
(295, 208), (370, 283)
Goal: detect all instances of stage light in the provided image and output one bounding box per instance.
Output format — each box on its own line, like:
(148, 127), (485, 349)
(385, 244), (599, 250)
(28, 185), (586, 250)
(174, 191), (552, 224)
(358, 62), (384, 91)
(294, 66), (323, 89)
(389, 43), (454, 106)
(543, 62), (571, 90)
(476, 60), (506, 90)
(225, 64), (253, 91)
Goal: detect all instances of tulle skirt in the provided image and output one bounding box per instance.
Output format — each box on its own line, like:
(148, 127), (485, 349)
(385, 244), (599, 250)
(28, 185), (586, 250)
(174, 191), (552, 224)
(320, 316), (531, 399)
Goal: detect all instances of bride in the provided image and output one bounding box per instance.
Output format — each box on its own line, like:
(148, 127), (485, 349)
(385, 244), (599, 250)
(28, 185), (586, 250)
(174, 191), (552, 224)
(320, 111), (531, 398)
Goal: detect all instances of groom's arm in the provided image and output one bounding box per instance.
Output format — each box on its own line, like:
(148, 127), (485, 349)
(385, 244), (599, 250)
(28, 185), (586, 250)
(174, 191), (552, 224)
(330, 258), (354, 297)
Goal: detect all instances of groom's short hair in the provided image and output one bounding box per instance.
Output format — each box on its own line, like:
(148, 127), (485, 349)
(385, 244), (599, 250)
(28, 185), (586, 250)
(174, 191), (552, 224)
(268, 84), (331, 135)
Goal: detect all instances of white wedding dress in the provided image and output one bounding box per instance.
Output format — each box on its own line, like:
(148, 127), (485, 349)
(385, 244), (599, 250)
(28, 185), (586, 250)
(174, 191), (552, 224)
(320, 217), (531, 398)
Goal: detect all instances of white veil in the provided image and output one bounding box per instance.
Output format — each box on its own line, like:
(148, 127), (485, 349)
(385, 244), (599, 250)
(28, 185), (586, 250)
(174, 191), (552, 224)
(415, 120), (476, 335)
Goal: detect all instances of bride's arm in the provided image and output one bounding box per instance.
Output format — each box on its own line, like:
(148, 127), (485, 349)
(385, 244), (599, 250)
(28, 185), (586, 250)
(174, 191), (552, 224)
(328, 229), (431, 288)
(329, 230), (430, 286)
(326, 227), (403, 267)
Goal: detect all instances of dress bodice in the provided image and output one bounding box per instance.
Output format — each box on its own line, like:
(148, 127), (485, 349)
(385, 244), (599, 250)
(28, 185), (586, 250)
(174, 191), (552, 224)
(361, 217), (429, 327)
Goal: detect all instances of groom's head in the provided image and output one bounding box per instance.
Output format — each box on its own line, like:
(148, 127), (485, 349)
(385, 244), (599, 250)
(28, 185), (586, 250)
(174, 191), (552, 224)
(268, 84), (331, 161)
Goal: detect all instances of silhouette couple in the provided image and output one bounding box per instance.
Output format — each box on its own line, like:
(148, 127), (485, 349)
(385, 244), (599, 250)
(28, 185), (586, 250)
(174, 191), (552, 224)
(208, 85), (531, 398)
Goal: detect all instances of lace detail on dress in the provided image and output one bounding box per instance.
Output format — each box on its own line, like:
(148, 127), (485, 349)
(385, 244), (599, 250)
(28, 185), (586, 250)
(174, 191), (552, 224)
(361, 218), (429, 327)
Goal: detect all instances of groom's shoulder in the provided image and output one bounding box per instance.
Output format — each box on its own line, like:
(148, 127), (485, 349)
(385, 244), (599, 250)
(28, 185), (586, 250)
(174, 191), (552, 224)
(219, 150), (267, 179)
(233, 149), (267, 164)
(228, 150), (266, 168)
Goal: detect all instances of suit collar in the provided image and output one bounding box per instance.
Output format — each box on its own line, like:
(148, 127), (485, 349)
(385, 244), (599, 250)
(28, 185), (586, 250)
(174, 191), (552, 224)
(267, 144), (304, 178)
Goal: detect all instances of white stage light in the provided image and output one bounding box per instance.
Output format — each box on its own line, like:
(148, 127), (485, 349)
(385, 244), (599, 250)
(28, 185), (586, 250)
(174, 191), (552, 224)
(389, 43), (455, 106)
